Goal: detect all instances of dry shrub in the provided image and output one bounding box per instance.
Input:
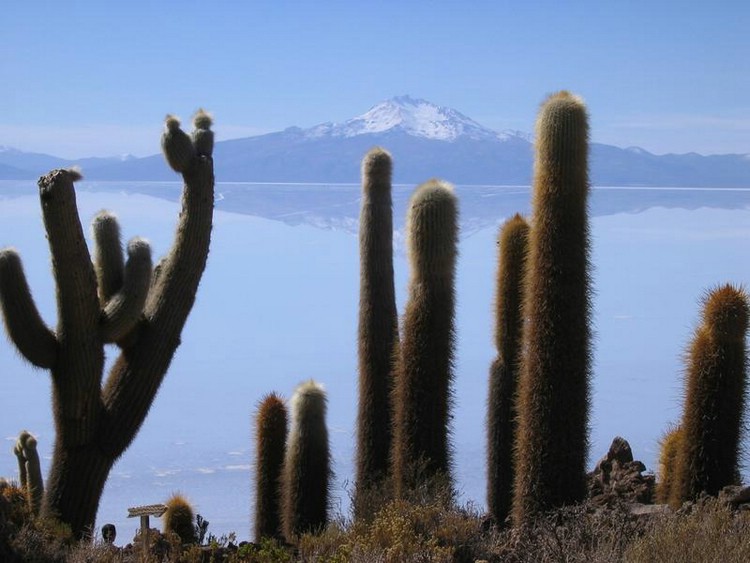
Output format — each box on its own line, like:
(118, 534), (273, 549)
(626, 497), (750, 563)
(480, 501), (643, 563)
(295, 498), (483, 563)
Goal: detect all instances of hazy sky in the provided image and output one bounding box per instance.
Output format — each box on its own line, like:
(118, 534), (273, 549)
(2, 1), (748, 158)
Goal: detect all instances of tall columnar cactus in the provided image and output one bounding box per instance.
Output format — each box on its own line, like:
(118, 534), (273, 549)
(512, 91), (592, 525)
(13, 431), (44, 516)
(162, 493), (197, 545)
(673, 285), (749, 505)
(282, 380), (330, 540)
(656, 425), (682, 505)
(0, 111), (214, 538)
(391, 180), (459, 498)
(254, 392), (288, 542)
(487, 214), (529, 525)
(356, 147), (399, 501)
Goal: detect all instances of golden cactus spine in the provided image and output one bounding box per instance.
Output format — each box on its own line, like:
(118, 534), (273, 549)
(254, 393), (288, 542)
(673, 285), (748, 505)
(513, 91), (592, 525)
(356, 147), (399, 502)
(487, 214), (529, 524)
(391, 180), (459, 498)
(656, 426), (682, 504)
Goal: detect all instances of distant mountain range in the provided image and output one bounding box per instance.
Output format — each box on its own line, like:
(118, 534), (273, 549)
(2, 96), (749, 187)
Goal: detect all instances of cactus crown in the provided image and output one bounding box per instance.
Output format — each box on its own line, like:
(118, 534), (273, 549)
(406, 180), (458, 277)
(126, 237), (151, 257)
(258, 392), (286, 419)
(165, 115), (181, 131)
(290, 380), (327, 424)
(701, 284), (749, 339)
(64, 167), (83, 182)
(361, 147), (392, 182)
(192, 108), (213, 130)
(91, 210), (118, 232)
(534, 91), (589, 197)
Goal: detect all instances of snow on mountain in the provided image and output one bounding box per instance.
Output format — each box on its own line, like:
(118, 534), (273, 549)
(305, 95), (505, 142)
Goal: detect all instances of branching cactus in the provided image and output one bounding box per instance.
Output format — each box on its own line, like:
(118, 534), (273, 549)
(487, 214), (529, 525)
(356, 147), (399, 503)
(282, 380), (330, 540)
(0, 111), (215, 538)
(513, 92), (592, 525)
(13, 431), (44, 516)
(673, 285), (749, 505)
(254, 392), (288, 542)
(391, 180), (459, 499)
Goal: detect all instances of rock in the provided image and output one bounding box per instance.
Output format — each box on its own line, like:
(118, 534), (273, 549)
(719, 485), (750, 508)
(588, 437), (655, 506)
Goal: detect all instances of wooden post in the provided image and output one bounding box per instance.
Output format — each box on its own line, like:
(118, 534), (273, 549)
(127, 504), (167, 561)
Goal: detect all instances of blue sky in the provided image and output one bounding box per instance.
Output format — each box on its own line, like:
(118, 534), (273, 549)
(2, 1), (748, 158)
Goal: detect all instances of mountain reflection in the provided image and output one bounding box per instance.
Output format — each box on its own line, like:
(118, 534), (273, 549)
(2, 181), (748, 236)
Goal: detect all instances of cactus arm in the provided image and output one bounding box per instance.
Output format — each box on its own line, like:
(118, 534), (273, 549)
(144, 157), (213, 328)
(99, 116), (213, 458)
(38, 169), (101, 339)
(0, 249), (58, 368)
(145, 115), (214, 327)
(91, 211), (125, 305)
(100, 237), (152, 343)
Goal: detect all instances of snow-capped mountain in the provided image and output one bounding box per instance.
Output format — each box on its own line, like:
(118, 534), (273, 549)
(306, 95), (504, 142)
(3, 97), (749, 186)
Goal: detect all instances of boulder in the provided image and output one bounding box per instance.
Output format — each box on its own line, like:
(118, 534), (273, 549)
(588, 437), (655, 506)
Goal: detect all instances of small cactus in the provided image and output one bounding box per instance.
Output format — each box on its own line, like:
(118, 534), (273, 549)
(254, 392), (288, 542)
(163, 493), (197, 545)
(13, 431), (44, 516)
(656, 425), (682, 504)
(282, 380), (330, 540)
(673, 285), (749, 505)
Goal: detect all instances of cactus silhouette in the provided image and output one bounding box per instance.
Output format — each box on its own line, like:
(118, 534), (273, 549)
(391, 180), (459, 498)
(656, 425), (682, 504)
(355, 147), (399, 503)
(0, 110), (215, 537)
(513, 91), (592, 525)
(254, 392), (288, 542)
(282, 380), (330, 540)
(13, 431), (44, 516)
(163, 493), (197, 545)
(673, 284), (749, 505)
(487, 214), (529, 525)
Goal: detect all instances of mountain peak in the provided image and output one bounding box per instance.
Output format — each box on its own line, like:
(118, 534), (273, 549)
(305, 96), (502, 142)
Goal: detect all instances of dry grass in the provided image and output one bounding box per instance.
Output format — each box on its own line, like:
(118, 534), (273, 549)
(3, 494), (750, 561)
